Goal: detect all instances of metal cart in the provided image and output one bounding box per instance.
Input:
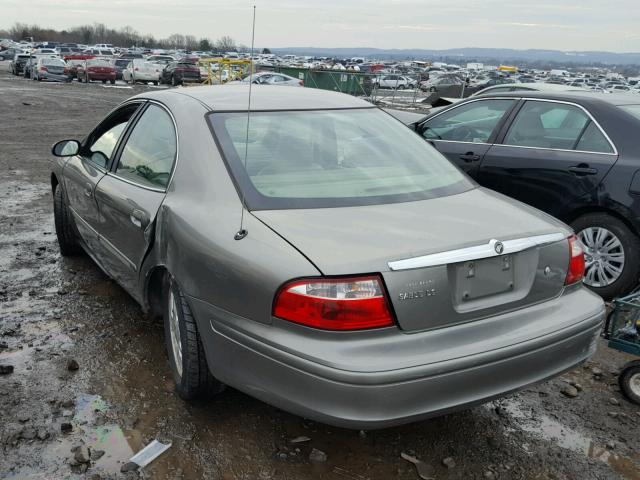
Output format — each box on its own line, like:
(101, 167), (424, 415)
(604, 291), (640, 405)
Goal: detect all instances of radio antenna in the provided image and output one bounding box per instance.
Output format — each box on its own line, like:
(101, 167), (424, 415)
(235, 4), (256, 240)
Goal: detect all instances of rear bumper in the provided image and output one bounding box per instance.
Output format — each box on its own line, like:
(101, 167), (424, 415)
(191, 287), (604, 429)
(179, 76), (201, 83)
(40, 72), (71, 82)
(88, 73), (116, 81)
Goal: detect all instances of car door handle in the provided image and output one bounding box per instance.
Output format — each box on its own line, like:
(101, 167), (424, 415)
(130, 209), (149, 229)
(83, 183), (93, 198)
(459, 152), (481, 162)
(568, 165), (598, 176)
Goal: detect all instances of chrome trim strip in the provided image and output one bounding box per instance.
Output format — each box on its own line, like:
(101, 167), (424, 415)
(490, 142), (617, 156)
(387, 232), (566, 271)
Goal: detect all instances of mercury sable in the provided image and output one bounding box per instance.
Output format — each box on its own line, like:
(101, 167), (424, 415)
(50, 86), (605, 428)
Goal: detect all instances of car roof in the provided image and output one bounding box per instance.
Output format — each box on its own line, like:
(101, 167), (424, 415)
(478, 82), (589, 93)
(137, 85), (371, 111)
(475, 90), (640, 107)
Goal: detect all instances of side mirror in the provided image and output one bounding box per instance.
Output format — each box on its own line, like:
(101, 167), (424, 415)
(51, 139), (80, 157)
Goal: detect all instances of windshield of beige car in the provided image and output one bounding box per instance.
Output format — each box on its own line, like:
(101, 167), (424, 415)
(209, 108), (473, 209)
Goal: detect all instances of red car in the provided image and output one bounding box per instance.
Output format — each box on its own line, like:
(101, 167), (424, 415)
(63, 55), (95, 79)
(76, 59), (116, 84)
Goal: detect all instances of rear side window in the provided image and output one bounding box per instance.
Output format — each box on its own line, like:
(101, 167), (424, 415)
(575, 122), (614, 153)
(422, 99), (515, 143)
(115, 104), (176, 189)
(504, 101), (609, 152)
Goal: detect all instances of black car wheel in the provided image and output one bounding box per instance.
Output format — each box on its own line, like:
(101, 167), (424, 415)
(164, 276), (224, 400)
(110, 79), (115, 85)
(619, 361), (640, 405)
(572, 213), (640, 299)
(53, 187), (80, 256)
(171, 75), (180, 87)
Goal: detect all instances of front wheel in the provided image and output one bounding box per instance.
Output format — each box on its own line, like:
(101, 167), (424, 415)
(171, 75), (180, 87)
(572, 213), (640, 300)
(164, 276), (224, 400)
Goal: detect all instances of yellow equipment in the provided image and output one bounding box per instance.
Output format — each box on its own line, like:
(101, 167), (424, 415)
(198, 58), (253, 85)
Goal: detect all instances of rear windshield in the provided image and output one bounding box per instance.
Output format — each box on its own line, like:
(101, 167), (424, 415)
(209, 108), (473, 210)
(115, 59), (129, 67)
(43, 59), (65, 66)
(88, 59), (111, 67)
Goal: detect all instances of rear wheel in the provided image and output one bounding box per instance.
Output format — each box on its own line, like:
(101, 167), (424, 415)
(164, 276), (224, 400)
(53, 187), (80, 256)
(110, 79), (115, 85)
(171, 75), (180, 87)
(572, 213), (640, 299)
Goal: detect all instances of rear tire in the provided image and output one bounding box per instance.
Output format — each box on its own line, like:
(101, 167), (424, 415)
(53, 186), (80, 256)
(571, 213), (640, 300)
(163, 276), (224, 400)
(171, 75), (179, 87)
(110, 79), (115, 85)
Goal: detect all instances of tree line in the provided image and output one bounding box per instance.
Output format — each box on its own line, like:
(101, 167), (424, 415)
(0, 22), (253, 52)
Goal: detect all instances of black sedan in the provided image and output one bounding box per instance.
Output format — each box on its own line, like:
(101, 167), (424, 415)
(414, 92), (640, 299)
(160, 61), (201, 86)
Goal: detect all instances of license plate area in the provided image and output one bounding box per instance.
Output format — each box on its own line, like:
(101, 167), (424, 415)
(455, 255), (514, 302)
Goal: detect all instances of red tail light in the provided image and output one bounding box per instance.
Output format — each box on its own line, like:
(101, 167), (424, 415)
(299, 80), (304, 86)
(63, 68), (69, 74)
(273, 276), (394, 330)
(134, 67), (139, 71)
(40, 66), (48, 72)
(565, 235), (585, 285)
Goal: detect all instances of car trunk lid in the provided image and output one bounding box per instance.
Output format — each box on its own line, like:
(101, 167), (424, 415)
(253, 188), (572, 332)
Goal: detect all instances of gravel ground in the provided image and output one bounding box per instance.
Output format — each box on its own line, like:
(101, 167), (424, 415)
(0, 60), (639, 480)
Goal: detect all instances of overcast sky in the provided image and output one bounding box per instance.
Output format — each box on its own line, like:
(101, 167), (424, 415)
(3, 0), (639, 52)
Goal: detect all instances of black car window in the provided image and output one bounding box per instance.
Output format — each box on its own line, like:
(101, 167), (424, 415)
(422, 99), (515, 143)
(115, 104), (176, 189)
(504, 101), (589, 150)
(575, 122), (614, 153)
(85, 104), (140, 169)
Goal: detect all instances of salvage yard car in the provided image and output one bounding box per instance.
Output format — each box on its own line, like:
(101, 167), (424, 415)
(416, 91), (640, 299)
(49, 86), (604, 429)
(160, 60), (201, 86)
(76, 58), (116, 84)
(30, 57), (71, 82)
(122, 59), (161, 85)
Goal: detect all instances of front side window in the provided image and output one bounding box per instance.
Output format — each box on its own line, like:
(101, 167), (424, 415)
(422, 99), (515, 143)
(115, 104), (176, 189)
(504, 101), (590, 150)
(85, 104), (141, 168)
(209, 108), (473, 210)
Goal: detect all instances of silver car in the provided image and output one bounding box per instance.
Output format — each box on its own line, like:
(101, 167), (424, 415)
(32, 57), (71, 82)
(50, 86), (604, 429)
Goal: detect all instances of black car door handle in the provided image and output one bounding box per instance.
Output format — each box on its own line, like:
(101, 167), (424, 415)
(459, 152), (481, 162)
(568, 165), (598, 176)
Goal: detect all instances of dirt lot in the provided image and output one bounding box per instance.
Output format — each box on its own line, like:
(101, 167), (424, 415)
(0, 61), (639, 480)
